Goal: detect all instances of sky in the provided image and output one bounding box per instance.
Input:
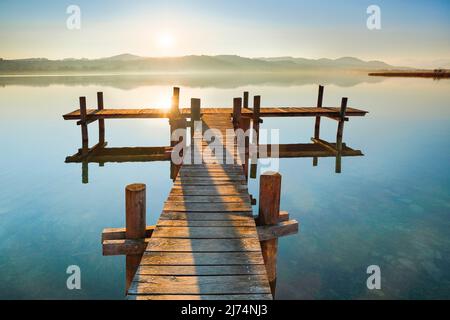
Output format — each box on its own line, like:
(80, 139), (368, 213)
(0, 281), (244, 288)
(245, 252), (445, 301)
(0, 0), (449, 67)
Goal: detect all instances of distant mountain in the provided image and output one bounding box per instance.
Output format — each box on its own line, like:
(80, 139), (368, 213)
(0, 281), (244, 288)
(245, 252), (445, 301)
(259, 56), (394, 70)
(101, 53), (143, 61)
(0, 54), (405, 74)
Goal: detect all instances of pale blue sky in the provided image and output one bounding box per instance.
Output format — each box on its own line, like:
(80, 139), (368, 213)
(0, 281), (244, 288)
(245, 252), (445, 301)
(0, 0), (449, 66)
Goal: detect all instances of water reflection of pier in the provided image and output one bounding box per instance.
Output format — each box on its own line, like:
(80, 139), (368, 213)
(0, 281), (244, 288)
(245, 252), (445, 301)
(65, 87), (365, 184)
(64, 86), (367, 299)
(66, 139), (363, 183)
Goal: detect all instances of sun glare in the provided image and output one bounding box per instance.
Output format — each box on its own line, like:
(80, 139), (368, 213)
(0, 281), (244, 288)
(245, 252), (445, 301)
(156, 32), (175, 49)
(157, 93), (172, 109)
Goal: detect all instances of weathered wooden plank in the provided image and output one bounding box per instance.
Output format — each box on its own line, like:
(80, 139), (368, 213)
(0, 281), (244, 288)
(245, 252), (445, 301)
(170, 187), (248, 196)
(128, 275), (271, 295)
(102, 226), (155, 241)
(145, 238), (261, 252)
(163, 202), (252, 212)
(103, 238), (149, 256)
(171, 184), (247, 190)
(176, 177), (247, 183)
(152, 226), (257, 239)
(140, 252), (265, 265)
(311, 137), (338, 155)
(178, 172), (244, 177)
(64, 106), (367, 121)
(129, 294), (272, 300)
(181, 164), (243, 170)
(173, 181), (247, 186)
(166, 195), (250, 203)
(157, 219), (256, 227)
(257, 220), (299, 241)
(135, 265), (267, 276)
(160, 211), (253, 221)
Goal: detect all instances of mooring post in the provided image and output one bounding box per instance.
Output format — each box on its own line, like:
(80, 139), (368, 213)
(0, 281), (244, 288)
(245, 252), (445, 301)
(335, 97), (348, 173)
(313, 85), (324, 166)
(171, 87), (180, 117)
(170, 121), (185, 181)
(243, 91), (249, 109)
(233, 97), (242, 130)
(79, 97), (89, 156)
(191, 98), (201, 131)
(241, 117), (251, 180)
(97, 92), (105, 146)
(257, 171), (281, 295)
(125, 183), (146, 293)
(190, 98), (201, 165)
(252, 95), (261, 146)
(169, 87), (184, 148)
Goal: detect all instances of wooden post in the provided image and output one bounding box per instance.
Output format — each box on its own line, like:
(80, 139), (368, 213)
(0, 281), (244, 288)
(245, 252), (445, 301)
(169, 88), (184, 151)
(190, 98), (201, 165)
(250, 162), (257, 179)
(252, 95), (261, 146)
(336, 97), (348, 173)
(97, 92), (105, 145)
(241, 118), (251, 180)
(313, 85), (324, 167)
(79, 97), (89, 156)
(171, 87), (180, 117)
(257, 171), (281, 295)
(243, 91), (249, 109)
(126, 184), (146, 239)
(125, 183), (146, 293)
(191, 98), (201, 133)
(82, 161), (88, 184)
(233, 98), (242, 129)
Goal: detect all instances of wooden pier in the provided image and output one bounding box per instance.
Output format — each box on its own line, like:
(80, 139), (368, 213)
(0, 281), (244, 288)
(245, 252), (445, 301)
(63, 86), (367, 183)
(64, 86), (367, 299)
(130, 112), (274, 299)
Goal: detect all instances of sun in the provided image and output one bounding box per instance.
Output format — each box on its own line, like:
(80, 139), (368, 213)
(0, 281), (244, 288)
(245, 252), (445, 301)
(157, 93), (172, 109)
(156, 32), (175, 49)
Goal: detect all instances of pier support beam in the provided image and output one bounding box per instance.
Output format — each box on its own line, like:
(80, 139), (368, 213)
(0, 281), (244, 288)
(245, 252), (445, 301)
(82, 161), (88, 184)
(257, 171), (282, 296)
(336, 97), (348, 173)
(97, 92), (105, 146)
(250, 96), (261, 179)
(243, 91), (249, 109)
(241, 117), (251, 180)
(191, 98), (201, 123)
(125, 183), (146, 293)
(233, 97), (242, 130)
(313, 85), (324, 167)
(170, 87), (180, 117)
(252, 95), (261, 146)
(79, 97), (88, 156)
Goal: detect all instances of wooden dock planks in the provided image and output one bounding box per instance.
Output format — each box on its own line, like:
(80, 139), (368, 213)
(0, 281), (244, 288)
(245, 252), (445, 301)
(127, 113), (273, 300)
(63, 106), (367, 120)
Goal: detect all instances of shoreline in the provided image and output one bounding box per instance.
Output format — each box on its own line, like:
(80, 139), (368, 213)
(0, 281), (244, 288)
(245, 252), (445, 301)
(369, 71), (450, 78)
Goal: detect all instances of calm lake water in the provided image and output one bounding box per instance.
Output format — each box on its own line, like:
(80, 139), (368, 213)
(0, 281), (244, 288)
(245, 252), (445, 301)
(0, 73), (449, 299)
